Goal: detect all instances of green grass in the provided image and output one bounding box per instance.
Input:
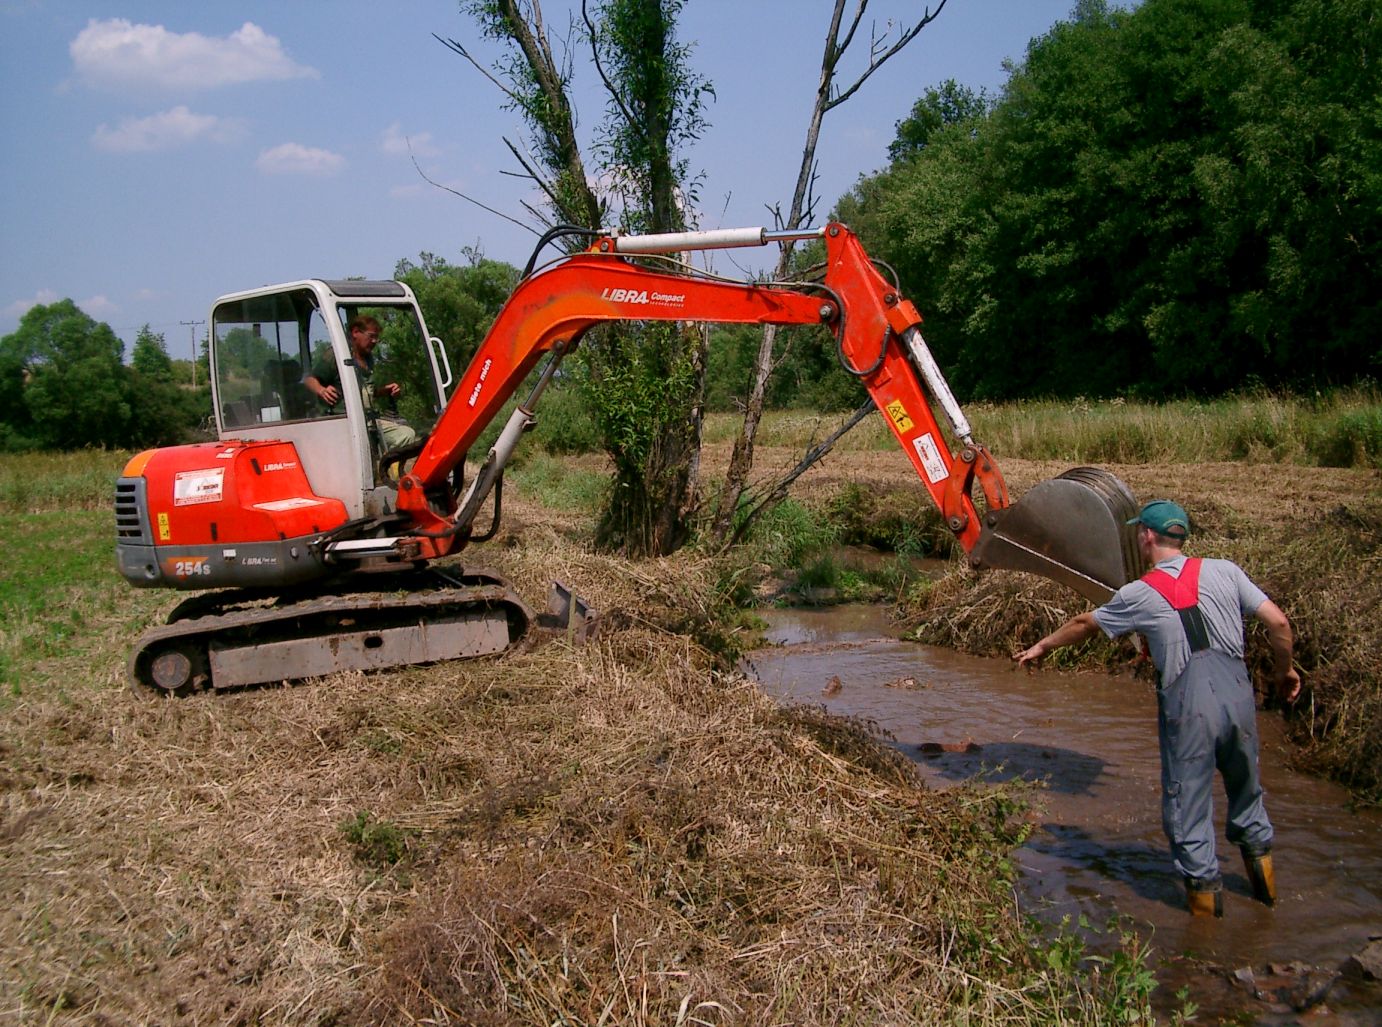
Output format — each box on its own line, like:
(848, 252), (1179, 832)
(703, 385), (1382, 467)
(0, 448), (133, 513)
(0, 450), (161, 700)
(509, 451), (607, 512)
(0, 508), (150, 700)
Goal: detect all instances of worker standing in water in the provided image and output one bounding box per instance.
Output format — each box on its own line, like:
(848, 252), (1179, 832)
(1014, 500), (1301, 917)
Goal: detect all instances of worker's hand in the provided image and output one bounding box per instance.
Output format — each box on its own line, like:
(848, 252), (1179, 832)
(1013, 642), (1045, 672)
(377, 382), (402, 399)
(1274, 666), (1302, 706)
(318, 383), (340, 406)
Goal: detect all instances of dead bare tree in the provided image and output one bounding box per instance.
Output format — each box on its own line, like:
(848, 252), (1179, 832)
(708, 0), (949, 546)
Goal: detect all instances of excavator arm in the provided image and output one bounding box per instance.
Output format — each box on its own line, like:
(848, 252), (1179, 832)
(392, 223), (1140, 602)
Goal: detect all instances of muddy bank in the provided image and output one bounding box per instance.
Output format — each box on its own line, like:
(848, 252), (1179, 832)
(746, 603), (1382, 1022)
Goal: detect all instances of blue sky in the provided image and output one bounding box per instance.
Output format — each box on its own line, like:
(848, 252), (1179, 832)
(0, 1), (1080, 356)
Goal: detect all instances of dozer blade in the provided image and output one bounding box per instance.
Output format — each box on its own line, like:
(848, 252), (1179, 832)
(969, 467), (1143, 604)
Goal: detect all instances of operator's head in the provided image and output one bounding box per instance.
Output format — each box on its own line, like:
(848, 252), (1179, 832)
(1127, 499), (1190, 548)
(348, 315), (382, 358)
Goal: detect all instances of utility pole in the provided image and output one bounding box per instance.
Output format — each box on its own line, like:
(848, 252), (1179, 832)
(180, 320), (205, 388)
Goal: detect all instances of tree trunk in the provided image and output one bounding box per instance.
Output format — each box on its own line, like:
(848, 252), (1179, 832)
(710, 0), (945, 546)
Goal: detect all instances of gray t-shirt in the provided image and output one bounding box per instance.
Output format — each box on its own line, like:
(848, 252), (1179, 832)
(1092, 554), (1269, 686)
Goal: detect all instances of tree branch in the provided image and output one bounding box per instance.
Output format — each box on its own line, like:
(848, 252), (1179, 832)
(408, 151), (536, 235)
(727, 402), (876, 547)
(433, 34), (523, 106)
(826, 0), (949, 112)
(581, 0), (644, 147)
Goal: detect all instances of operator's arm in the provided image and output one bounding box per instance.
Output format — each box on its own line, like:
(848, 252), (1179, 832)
(303, 373), (340, 407)
(1014, 611), (1102, 671)
(1255, 599), (1301, 703)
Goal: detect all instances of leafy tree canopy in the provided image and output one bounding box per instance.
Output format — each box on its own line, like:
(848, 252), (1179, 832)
(0, 302), (208, 451)
(846, 0), (1382, 399)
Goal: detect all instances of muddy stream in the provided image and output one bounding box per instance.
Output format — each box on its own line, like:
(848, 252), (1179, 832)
(744, 603), (1382, 1023)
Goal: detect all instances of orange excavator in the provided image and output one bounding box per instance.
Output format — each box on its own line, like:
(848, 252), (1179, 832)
(115, 223), (1140, 694)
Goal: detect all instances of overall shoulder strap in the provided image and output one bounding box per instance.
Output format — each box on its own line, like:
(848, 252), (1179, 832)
(1140, 559), (1210, 652)
(1141, 558), (1202, 610)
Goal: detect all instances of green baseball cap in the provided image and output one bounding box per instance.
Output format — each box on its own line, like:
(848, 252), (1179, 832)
(1127, 499), (1190, 538)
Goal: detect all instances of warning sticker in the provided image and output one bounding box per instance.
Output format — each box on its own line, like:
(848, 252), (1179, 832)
(254, 497), (323, 512)
(912, 433), (949, 484)
(173, 467), (225, 506)
(885, 399), (914, 433)
(156, 511), (171, 541)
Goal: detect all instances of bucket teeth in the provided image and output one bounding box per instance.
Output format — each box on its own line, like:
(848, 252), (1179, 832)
(969, 467), (1142, 604)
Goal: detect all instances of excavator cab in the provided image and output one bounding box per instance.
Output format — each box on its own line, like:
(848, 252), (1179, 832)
(208, 280), (453, 517)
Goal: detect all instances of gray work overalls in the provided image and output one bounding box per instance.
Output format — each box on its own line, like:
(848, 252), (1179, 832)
(1145, 558), (1272, 885)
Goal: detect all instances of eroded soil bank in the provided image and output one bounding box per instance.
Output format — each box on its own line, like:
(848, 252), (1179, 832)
(746, 603), (1382, 1023)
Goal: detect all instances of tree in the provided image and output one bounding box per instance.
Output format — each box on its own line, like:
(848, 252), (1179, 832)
(709, 0), (949, 544)
(395, 249), (521, 426)
(126, 325), (201, 446)
(0, 299), (131, 449)
(852, 0), (1381, 399)
(444, 0), (713, 556)
(888, 79), (992, 162)
(131, 325), (175, 383)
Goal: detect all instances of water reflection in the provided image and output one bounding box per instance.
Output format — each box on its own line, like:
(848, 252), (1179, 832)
(922, 742), (1107, 795)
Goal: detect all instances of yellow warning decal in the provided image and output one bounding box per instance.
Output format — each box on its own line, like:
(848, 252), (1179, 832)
(157, 511), (171, 541)
(885, 399), (914, 433)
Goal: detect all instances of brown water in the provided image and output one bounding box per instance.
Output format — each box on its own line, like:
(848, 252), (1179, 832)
(745, 604), (1382, 1020)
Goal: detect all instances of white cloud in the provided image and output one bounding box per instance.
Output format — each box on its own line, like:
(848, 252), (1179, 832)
(5, 289), (60, 319)
(70, 18), (318, 92)
(92, 105), (245, 152)
(381, 122), (439, 158)
(256, 142), (345, 176)
(80, 294), (117, 317)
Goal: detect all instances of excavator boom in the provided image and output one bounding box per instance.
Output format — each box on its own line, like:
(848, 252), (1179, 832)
(392, 222), (1139, 600)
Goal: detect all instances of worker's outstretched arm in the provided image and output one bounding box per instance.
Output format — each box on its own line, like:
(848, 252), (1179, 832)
(1255, 599), (1301, 704)
(1014, 611), (1102, 671)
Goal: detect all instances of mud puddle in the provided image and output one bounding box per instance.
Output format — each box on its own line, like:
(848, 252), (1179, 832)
(744, 604), (1382, 1023)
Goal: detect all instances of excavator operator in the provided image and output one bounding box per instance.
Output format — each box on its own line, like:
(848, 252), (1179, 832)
(304, 314), (418, 451)
(1014, 499), (1301, 918)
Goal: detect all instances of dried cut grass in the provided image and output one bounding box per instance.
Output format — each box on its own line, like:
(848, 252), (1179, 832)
(3, 533), (1087, 1026)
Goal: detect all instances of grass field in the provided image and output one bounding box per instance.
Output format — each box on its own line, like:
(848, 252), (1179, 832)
(1, 393), (1377, 1023)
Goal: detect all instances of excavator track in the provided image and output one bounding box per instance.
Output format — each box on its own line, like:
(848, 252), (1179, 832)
(129, 568), (533, 696)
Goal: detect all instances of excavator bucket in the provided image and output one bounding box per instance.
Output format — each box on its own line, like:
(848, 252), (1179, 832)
(969, 467), (1143, 604)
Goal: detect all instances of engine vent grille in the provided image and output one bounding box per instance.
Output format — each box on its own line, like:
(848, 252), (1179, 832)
(114, 478), (150, 544)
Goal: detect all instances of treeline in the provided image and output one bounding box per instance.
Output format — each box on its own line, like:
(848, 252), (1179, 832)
(836, 0), (1380, 399)
(0, 300), (208, 452)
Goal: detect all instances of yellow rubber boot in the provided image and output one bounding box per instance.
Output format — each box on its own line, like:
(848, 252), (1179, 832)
(1185, 878), (1223, 918)
(1242, 849), (1276, 907)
